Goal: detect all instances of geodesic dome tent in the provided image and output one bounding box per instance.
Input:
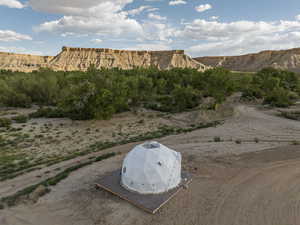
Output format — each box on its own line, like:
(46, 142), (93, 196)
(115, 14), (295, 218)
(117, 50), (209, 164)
(121, 141), (182, 194)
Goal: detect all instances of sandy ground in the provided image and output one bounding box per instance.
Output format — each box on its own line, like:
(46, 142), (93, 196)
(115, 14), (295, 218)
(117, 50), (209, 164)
(1, 104), (300, 225)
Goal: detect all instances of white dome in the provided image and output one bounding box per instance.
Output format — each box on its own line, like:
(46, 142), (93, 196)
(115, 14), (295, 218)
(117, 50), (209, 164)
(121, 141), (182, 194)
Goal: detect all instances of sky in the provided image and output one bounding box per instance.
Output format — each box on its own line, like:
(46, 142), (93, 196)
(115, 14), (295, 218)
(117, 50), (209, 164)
(0, 0), (300, 57)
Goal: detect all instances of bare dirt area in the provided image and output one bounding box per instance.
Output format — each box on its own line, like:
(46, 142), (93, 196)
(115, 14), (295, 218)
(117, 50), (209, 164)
(1, 104), (300, 225)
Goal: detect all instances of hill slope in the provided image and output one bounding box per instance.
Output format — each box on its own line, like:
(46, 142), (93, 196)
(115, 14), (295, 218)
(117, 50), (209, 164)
(0, 47), (208, 72)
(194, 48), (300, 73)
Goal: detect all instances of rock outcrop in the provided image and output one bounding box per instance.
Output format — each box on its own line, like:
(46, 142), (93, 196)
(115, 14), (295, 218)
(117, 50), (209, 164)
(0, 47), (208, 72)
(194, 48), (300, 73)
(0, 52), (53, 72)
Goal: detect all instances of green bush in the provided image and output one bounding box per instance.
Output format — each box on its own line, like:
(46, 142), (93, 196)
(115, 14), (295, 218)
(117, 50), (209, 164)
(263, 88), (293, 107)
(280, 111), (300, 121)
(0, 118), (12, 128)
(244, 68), (300, 107)
(235, 139), (242, 144)
(12, 115), (28, 123)
(214, 136), (221, 142)
(30, 107), (65, 118)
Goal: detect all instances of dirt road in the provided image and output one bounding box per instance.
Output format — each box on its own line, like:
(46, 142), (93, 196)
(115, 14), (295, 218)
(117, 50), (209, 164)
(1, 105), (300, 225)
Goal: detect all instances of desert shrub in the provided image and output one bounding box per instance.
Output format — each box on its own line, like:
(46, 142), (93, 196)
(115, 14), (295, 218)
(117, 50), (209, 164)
(292, 140), (300, 145)
(30, 107), (65, 118)
(60, 82), (116, 120)
(1, 92), (32, 108)
(214, 136), (221, 142)
(263, 88), (293, 107)
(280, 111), (300, 121)
(241, 88), (264, 100)
(243, 68), (300, 106)
(0, 118), (12, 128)
(12, 115), (28, 123)
(235, 139), (242, 144)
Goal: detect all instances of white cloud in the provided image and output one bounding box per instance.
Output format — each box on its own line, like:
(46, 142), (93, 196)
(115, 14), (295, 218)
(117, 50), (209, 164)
(61, 32), (88, 38)
(147, 8), (159, 12)
(31, 0), (143, 38)
(28, 0), (132, 16)
(0, 46), (43, 55)
(183, 19), (300, 56)
(30, 0), (179, 47)
(35, 16), (142, 38)
(127, 5), (151, 16)
(125, 43), (171, 51)
(210, 16), (219, 20)
(0, 0), (24, 8)
(195, 4), (212, 13)
(296, 15), (300, 21)
(0, 30), (32, 41)
(181, 20), (278, 40)
(148, 13), (166, 21)
(142, 22), (175, 42)
(169, 0), (186, 6)
(91, 38), (103, 43)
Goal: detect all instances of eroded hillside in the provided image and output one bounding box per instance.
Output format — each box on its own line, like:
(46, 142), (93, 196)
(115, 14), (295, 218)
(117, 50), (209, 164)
(0, 52), (53, 72)
(0, 47), (208, 72)
(194, 48), (300, 72)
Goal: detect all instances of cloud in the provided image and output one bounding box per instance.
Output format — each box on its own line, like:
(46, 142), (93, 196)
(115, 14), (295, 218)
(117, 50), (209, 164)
(148, 13), (166, 21)
(183, 19), (300, 56)
(181, 20), (278, 40)
(28, 0), (132, 16)
(31, 0), (143, 38)
(147, 8), (159, 12)
(296, 15), (300, 21)
(0, 0), (24, 8)
(91, 38), (103, 43)
(142, 22), (175, 42)
(125, 43), (171, 51)
(0, 30), (32, 41)
(30, 0), (179, 47)
(127, 5), (152, 16)
(169, 0), (186, 6)
(195, 4), (212, 13)
(210, 16), (219, 20)
(0, 46), (43, 55)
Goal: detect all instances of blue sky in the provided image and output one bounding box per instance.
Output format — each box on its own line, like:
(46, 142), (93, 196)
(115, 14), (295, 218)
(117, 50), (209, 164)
(0, 0), (300, 57)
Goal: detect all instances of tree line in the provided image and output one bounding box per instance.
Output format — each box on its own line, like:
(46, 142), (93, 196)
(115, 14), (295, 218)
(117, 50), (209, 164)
(0, 67), (299, 120)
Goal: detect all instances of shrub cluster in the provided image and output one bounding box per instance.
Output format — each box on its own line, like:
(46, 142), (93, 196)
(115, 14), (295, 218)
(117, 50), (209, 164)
(0, 118), (11, 128)
(11, 115), (28, 123)
(280, 111), (300, 121)
(241, 68), (300, 107)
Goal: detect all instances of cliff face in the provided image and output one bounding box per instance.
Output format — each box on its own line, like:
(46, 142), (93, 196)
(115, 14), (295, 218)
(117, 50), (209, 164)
(0, 47), (208, 72)
(194, 48), (300, 73)
(0, 52), (53, 72)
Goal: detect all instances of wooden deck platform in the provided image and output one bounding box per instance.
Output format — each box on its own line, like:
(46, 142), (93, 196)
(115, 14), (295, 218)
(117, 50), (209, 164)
(96, 169), (192, 214)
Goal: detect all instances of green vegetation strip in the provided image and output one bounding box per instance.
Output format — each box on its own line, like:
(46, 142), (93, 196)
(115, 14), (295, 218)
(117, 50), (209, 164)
(1, 67), (299, 120)
(279, 111), (300, 121)
(0, 152), (116, 209)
